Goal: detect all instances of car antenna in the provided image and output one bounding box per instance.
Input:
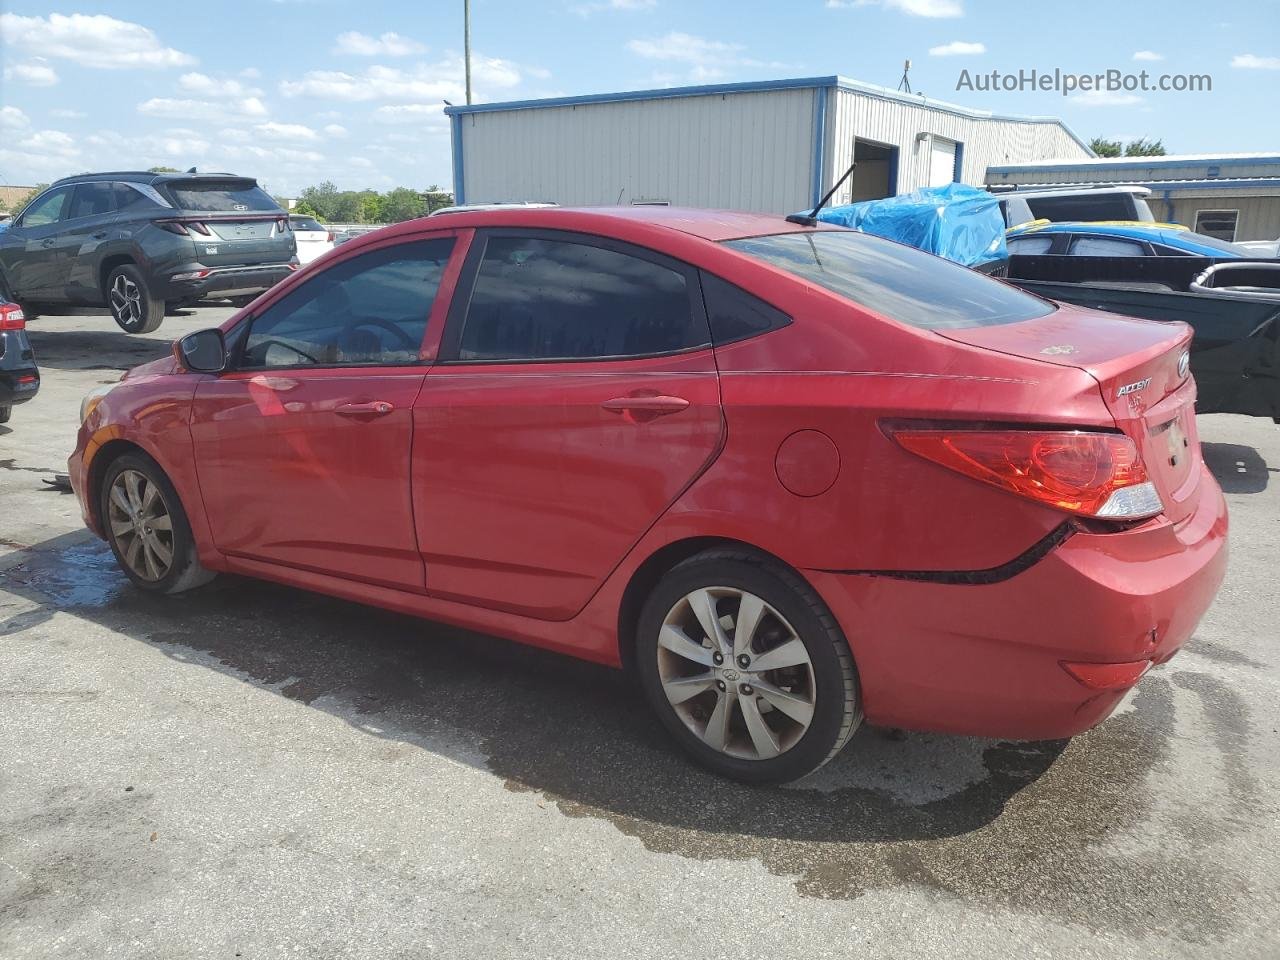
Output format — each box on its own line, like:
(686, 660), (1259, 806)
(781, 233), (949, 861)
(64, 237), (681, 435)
(786, 161), (857, 227)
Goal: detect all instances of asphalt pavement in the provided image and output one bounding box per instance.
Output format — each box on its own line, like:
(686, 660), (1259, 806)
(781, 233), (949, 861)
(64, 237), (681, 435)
(1, 306), (1277, 959)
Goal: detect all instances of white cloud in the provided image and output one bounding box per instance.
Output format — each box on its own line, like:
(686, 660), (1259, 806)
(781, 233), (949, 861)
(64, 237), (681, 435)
(138, 97), (269, 120)
(19, 129), (80, 158)
(254, 121), (321, 142)
(349, 156), (375, 168)
(1071, 90), (1144, 107)
(4, 58), (58, 86)
(240, 67), (262, 79)
(333, 31), (426, 57)
(573, 0), (657, 15)
(1231, 53), (1280, 70)
(0, 106), (30, 130)
(280, 56), (523, 103)
(0, 13), (195, 69)
(827, 0), (960, 13)
(373, 103), (449, 128)
(178, 71), (262, 97)
(928, 40), (984, 56)
(626, 31), (786, 81)
(322, 123), (349, 137)
(51, 108), (87, 119)
(1132, 50), (1164, 62)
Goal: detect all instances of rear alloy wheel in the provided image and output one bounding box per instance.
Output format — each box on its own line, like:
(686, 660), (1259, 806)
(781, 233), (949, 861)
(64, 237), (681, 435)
(106, 264), (164, 334)
(100, 452), (215, 594)
(637, 550), (861, 783)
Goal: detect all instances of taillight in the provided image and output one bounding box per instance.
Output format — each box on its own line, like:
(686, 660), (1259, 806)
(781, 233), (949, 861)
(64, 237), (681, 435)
(326, 231), (334, 242)
(0, 303), (25, 330)
(887, 427), (1163, 520)
(276, 219), (289, 234)
(157, 220), (189, 236)
(187, 220), (212, 236)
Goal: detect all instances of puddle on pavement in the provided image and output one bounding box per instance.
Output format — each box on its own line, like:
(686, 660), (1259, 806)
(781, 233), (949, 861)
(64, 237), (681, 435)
(0, 538), (1258, 940)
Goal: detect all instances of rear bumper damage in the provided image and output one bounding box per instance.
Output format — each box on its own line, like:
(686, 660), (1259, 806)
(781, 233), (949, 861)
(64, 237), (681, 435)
(810, 463), (1229, 740)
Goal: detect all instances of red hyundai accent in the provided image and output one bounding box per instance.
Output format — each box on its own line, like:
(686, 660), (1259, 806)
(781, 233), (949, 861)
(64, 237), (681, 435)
(69, 207), (1228, 782)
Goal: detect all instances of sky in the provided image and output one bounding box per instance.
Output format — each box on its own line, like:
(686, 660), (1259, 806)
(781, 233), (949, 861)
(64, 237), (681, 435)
(1, 0), (1278, 197)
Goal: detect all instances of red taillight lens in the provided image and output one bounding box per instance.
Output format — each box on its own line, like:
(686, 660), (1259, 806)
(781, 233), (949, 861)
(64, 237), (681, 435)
(0, 304), (25, 330)
(888, 428), (1162, 519)
(158, 220), (189, 236)
(188, 220), (211, 236)
(326, 231), (334, 242)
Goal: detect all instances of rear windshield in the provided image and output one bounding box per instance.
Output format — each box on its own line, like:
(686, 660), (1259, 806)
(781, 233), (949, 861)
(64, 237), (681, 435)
(724, 231), (1054, 330)
(162, 179), (280, 213)
(290, 217), (325, 231)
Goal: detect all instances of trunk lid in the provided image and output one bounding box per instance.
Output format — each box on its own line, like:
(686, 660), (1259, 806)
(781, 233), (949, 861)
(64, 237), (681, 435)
(940, 302), (1200, 523)
(158, 176), (296, 267)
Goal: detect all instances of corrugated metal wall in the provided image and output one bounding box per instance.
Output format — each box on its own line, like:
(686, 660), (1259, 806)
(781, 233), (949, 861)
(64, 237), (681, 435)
(824, 88), (1089, 205)
(1147, 194), (1280, 242)
(457, 88), (820, 212)
(987, 160), (1280, 186)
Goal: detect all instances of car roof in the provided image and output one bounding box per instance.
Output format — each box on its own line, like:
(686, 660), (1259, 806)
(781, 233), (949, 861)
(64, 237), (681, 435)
(50, 171), (258, 187)
(1007, 220), (1246, 254)
(383, 206), (844, 243)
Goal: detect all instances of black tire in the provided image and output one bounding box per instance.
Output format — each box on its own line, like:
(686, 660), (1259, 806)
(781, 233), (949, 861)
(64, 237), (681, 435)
(228, 295), (257, 308)
(99, 451), (216, 594)
(105, 263), (164, 334)
(0, 405), (10, 424)
(636, 549), (861, 784)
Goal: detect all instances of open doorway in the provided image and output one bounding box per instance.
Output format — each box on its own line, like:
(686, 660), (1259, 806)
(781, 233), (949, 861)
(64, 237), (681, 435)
(850, 139), (898, 201)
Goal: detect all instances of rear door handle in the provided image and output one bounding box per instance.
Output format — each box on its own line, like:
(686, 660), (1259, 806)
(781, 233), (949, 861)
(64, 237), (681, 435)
(335, 400), (395, 417)
(600, 395), (690, 416)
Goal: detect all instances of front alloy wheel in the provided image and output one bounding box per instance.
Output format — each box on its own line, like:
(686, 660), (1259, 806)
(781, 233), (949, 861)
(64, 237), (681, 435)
(106, 468), (174, 581)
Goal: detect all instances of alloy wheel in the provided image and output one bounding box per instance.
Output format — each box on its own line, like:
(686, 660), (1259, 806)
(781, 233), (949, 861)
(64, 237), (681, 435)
(107, 469), (174, 581)
(657, 587), (817, 760)
(109, 274), (143, 328)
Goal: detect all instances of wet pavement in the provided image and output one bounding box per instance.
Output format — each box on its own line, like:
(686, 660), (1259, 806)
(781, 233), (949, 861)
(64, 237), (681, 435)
(2, 309), (1278, 958)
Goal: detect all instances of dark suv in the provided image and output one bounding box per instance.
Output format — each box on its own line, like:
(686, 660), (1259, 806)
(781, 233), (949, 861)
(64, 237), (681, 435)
(0, 171), (298, 334)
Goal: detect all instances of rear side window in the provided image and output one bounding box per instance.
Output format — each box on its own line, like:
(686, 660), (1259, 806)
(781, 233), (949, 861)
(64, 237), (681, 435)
(114, 182), (165, 213)
(725, 231), (1053, 330)
(1006, 236), (1055, 255)
(163, 179), (279, 212)
(457, 236), (707, 361)
(68, 182), (116, 220)
(1070, 236), (1146, 257)
(700, 272), (791, 344)
(240, 238), (455, 369)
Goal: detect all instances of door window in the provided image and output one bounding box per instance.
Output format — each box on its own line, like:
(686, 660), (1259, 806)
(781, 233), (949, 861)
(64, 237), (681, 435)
(19, 187), (72, 227)
(1006, 236), (1056, 255)
(114, 182), (165, 214)
(1069, 236), (1146, 257)
(456, 235), (707, 361)
(67, 182), (117, 220)
(240, 238), (455, 369)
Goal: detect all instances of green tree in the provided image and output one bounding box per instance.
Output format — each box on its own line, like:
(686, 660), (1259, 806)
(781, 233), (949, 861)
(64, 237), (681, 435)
(147, 165), (180, 173)
(1089, 138), (1122, 157)
(380, 186), (426, 223)
(1123, 137), (1166, 157)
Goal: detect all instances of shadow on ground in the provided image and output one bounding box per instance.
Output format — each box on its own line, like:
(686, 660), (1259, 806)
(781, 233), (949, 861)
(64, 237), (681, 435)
(0, 530), (1258, 939)
(1202, 441), (1273, 494)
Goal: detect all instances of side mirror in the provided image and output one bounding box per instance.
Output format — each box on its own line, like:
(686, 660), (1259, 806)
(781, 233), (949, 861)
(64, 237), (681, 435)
(177, 328), (227, 373)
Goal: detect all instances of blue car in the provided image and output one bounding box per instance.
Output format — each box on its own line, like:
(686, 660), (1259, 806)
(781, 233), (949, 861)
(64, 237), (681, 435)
(1006, 221), (1249, 259)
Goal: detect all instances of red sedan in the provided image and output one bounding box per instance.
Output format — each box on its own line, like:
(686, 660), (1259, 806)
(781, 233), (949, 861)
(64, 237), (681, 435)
(69, 207), (1228, 783)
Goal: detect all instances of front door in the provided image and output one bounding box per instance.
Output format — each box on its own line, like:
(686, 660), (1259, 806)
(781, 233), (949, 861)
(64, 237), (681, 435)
(0, 185), (74, 300)
(190, 235), (458, 590)
(413, 230), (724, 620)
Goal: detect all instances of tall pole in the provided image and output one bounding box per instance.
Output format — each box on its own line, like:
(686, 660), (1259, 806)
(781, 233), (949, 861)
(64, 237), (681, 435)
(464, 0), (472, 105)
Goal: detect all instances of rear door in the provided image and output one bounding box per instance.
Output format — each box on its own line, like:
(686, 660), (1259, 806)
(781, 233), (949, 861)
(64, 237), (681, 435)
(190, 234), (458, 589)
(412, 229), (724, 620)
(158, 178), (295, 267)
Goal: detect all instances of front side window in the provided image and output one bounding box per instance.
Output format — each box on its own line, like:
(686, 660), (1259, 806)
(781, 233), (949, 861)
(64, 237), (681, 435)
(1069, 236), (1146, 257)
(1006, 236), (1056, 256)
(240, 238), (455, 369)
(457, 236), (706, 361)
(67, 182), (116, 220)
(725, 230), (1054, 331)
(20, 187), (72, 227)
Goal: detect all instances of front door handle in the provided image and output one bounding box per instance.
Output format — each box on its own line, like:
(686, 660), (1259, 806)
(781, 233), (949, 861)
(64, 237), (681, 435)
(91, 232), (108, 240)
(600, 395), (690, 418)
(40, 239), (54, 248)
(335, 400), (395, 417)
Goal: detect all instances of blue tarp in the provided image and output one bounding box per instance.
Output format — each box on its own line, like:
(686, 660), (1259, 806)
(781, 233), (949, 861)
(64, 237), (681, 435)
(807, 183), (1007, 268)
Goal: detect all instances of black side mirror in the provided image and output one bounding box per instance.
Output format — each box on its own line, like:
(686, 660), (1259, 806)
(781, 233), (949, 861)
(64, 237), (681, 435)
(178, 328), (227, 373)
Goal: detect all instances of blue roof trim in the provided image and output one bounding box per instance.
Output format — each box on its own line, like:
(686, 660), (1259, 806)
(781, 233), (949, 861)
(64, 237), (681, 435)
(442, 74), (1091, 154)
(990, 155), (1280, 175)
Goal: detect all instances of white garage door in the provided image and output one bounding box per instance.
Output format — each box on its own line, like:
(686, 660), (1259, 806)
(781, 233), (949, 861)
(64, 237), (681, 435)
(928, 137), (957, 187)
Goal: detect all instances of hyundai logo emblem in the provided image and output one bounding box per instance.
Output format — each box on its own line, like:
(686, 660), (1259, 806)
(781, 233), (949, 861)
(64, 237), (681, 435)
(1177, 350), (1190, 379)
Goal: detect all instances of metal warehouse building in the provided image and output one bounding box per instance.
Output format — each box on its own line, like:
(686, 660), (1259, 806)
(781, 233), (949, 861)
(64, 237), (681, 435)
(445, 75), (1091, 215)
(986, 154), (1280, 242)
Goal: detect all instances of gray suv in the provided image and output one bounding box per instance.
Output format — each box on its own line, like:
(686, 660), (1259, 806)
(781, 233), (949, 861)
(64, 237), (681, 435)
(0, 171), (298, 334)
